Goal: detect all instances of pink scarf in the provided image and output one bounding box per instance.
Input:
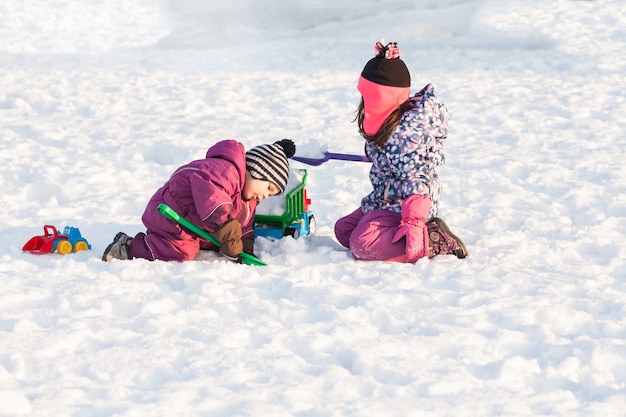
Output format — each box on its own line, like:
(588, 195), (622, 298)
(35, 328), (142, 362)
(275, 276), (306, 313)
(357, 76), (410, 135)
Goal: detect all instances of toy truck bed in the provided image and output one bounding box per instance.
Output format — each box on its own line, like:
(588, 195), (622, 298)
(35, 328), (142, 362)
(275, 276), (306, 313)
(253, 168), (315, 240)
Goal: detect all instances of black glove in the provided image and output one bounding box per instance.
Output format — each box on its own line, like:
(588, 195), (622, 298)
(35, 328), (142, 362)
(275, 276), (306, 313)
(213, 219), (243, 258)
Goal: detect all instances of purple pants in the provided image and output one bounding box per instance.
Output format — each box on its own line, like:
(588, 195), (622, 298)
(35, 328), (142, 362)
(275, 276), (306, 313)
(128, 231), (211, 262)
(334, 207), (428, 263)
(126, 195), (221, 262)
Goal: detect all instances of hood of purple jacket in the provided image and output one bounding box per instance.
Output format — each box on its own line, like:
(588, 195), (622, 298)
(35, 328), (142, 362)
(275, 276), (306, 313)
(204, 139), (245, 170)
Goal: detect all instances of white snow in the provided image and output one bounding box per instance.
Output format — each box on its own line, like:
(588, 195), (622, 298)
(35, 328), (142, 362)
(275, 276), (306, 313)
(1, 0), (626, 416)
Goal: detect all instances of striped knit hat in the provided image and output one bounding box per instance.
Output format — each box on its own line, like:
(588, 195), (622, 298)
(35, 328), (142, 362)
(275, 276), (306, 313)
(245, 139), (296, 194)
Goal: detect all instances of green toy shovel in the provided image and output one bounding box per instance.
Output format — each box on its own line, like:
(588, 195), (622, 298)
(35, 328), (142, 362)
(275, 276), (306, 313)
(157, 203), (267, 266)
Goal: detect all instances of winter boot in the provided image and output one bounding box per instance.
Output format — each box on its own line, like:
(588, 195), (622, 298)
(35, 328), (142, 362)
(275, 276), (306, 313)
(427, 217), (468, 259)
(102, 232), (132, 262)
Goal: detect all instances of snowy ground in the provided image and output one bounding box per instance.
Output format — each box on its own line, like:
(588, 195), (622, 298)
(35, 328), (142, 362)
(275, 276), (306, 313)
(1, 0), (625, 416)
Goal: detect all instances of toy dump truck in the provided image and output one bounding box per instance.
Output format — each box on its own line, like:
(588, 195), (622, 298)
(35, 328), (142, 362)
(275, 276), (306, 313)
(253, 168), (315, 240)
(23, 225), (91, 255)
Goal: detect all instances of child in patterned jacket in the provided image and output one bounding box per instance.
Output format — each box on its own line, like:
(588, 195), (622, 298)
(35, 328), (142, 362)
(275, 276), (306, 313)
(334, 41), (467, 263)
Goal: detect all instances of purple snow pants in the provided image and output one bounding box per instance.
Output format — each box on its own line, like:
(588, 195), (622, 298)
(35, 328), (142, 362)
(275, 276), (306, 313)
(128, 230), (210, 262)
(334, 205), (429, 264)
(126, 198), (218, 261)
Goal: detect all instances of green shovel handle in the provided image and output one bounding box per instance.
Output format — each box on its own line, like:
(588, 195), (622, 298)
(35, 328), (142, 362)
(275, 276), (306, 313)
(157, 203), (267, 266)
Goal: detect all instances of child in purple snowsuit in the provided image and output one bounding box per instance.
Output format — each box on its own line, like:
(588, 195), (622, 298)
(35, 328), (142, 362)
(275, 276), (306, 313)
(102, 139), (295, 262)
(334, 41), (467, 263)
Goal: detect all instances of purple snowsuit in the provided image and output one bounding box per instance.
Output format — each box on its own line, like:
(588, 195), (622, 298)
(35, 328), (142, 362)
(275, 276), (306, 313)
(334, 84), (448, 263)
(128, 140), (257, 261)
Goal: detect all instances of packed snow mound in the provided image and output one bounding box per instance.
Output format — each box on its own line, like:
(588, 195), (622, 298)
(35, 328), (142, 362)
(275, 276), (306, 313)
(159, 0), (483, 48)
(0, 0), (483, 52)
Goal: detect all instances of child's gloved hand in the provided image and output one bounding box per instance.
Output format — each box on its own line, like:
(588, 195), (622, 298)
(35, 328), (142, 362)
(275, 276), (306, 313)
(214, 219), (244, 258)
(391, 194), (431, 262)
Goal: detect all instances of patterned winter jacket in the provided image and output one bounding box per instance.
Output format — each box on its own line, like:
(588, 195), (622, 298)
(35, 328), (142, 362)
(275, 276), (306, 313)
(141, 140), (257, 247)
(361, 84), (448, 219)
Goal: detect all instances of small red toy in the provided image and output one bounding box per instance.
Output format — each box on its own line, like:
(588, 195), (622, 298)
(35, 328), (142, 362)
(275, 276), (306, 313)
(22, 225), (91, 255)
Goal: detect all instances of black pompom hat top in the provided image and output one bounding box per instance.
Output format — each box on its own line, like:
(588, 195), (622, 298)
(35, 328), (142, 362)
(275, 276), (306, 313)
(360, 41), (410, 88)
(245, 139), (296, 195)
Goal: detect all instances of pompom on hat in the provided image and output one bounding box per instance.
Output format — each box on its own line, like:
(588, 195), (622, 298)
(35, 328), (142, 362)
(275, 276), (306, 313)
(357, 41), (411, 135)
(245, 139), (296, 194)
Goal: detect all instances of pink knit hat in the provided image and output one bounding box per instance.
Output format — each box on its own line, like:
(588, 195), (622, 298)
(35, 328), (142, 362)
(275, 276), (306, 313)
(357, 41), (411, 135)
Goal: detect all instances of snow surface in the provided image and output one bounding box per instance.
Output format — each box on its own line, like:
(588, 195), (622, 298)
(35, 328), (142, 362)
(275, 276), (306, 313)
(1, 0), (626, 416)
